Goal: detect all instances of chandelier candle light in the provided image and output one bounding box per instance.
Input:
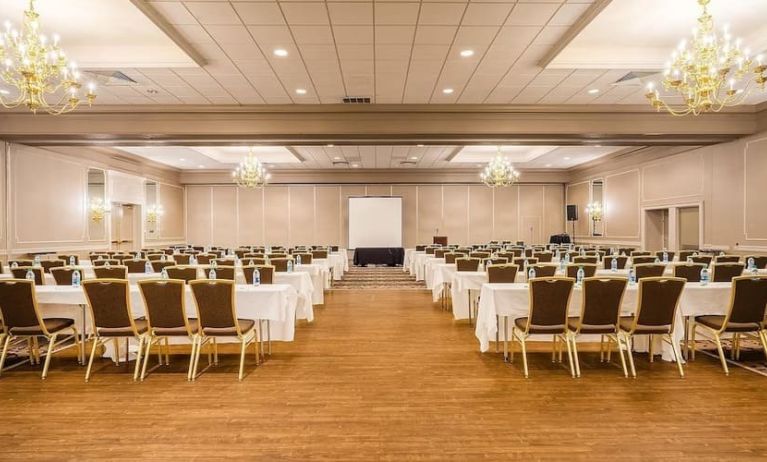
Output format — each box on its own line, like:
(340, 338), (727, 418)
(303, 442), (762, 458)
(586, 201), (602, 235)
(646, 0), (766, 116)
(0, 0), (96, 114)
(480, 147), (520, 188)
(233, 148), (271, 189)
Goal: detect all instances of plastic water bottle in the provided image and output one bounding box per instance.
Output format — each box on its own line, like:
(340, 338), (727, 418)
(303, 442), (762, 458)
(25, 269), (35, 282)
(559, 256), (566, 271)
(190, 255), (197, 266)
(253, 268), (261, 287)
(296, 254), (302, 265)
(133, 253), (140, 261)
(576, 266), (585, 285)
(628, 267), (636, 285)
(161, 254), (167, 262)
(528, 266), (536, 280)
(662, 251), (669, 263)
(33, 255), (41, 267)
(69, 255), (76, 266)
(700, 266), (710, 286)
(611, 257), (618, 272)
(72, 269), (81, 288)
(145, 260), (153, 274)
(209, 268), (217, 280)
(554, 249), (560, 262)
(687, 256), (693, 263)
(161, 268), (169, 279)
(564, 253), (570, 265)
(105, 261), (111, 269)
(11, 261), (18, 269)
(211, 259), (218, 269)
(288, 260), (294, 273)
(748, 257), (757, 273)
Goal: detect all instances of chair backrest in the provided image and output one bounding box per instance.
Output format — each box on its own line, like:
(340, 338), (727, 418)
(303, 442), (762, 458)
(9, 259), (34, 268)
(634, 264), (666, 280)
(0, 280), (45, 332)
(196, 254), (214, 264)
(691, 255), (713, 266)
(234, 250), (247, 259)
(415, 245), (426, 251)
(271, 258), (290, 272)
(715, 255), (741, 263)
(528, 264), (557, 278)
(244, 253), (265, 259)
(50, 267), (81, 286)
(433, 249), (446, 259)
(94, 266), (128, 280)
(151, 260), (175, 273)
(190, 280), (239, 332)
(57, 255), (80, 265)
(138, 279), (191, 333)
(526, 278), (575, 333)
(470, 252), (490, 259)
(206, 266), (236, 281)
(673, 263), (707, 282)
(565, 264), (597, 279)
(631, 277), (686, 332)
(11, 267), (44, 285)
(712, 263), (745, 282)
(93, 259), (120, 267)
(654, 251), (676, 261)
(82, 279), (135, 331)
(244, 258), (267, 266)
(497, 252), (516, 261)
(487, 264), (519, 283)
(294, 253), (313, 264)
(678, 250), (697, 262)
(146, 253), (165, 261)
(577, 277), (627, 331)
(456, 258), (481, 272)
(166, 266), (199, 283)
(444, 253), (458, 264)
(425, 247), (435, 255)
(726, 276), (767, 326)
(112, 254), (132, 263)
(573, 256), (598, 265)
(485, 257), (509, 266)
(242, 265), (274, 285)
(124, 259), (149, 274)
(632, 256), (656, 265)
(40, 260), (65, 273)
(603, 256), (629, 270)
(631, 251), (651, 257)
(173, 254), (191, 265)
(268, 253), (288, 260)
(745, 255), (767, 270)
(534, 252), (553, 263)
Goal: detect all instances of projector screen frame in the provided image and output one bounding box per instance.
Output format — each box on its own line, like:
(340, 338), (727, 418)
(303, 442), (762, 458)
(347, 195), (404, 250)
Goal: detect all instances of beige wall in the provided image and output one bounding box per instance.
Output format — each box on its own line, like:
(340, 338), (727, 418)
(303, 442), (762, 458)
(185, 183), (565, 248)
(0, 142), (185, 257)
(567, 132), (767, 254)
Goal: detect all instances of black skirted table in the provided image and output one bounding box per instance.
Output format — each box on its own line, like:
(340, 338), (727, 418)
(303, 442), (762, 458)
(353, 248), (405, 266)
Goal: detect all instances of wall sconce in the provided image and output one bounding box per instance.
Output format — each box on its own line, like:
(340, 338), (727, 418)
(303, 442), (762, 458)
(146, 204), (164, 224)
(90, 198), (110, 223)
(585, 202), (603, 222)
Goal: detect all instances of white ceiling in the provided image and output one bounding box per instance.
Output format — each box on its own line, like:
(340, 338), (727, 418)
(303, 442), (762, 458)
(114, 144), (623, 170)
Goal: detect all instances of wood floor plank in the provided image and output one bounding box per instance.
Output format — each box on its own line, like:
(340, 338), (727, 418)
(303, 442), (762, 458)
(1, 289), (766, 460)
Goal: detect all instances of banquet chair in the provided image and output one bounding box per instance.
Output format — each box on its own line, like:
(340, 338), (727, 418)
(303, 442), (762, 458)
(9, 260), (34, 271)
(655, 251), (676, 261)
(565, 264), (597, 279)
(425, 248), (435, 255)
(632, 256), (657, 265)
(497, 252), (516, 261)
(267, 253), (288, 260)
(173, 254), (191, 265)
(534, 252), (553, 263)
(146, 253), (165, 262)
(528, 264), (557, 278)
(151, 261), (175, 273)
(509, 277), (576, 378)
(93, 259), (120, 267)
(470, 252), (491, 259)
(82, 279), (149, 382)
(634, 264), (666, 280)
(679, 251), (697, 262)
(0, 280), (82, 379)
(165, 267), (198, 284)
(310, 249), (327, 260)
(619, 248), (635, 256)
(565, 251), (580, 261)
(189, 280), (259, 381)
(415, 245), (426, 251)
(603, 256), (629, 270)
(125, 259), (149, 274)
(715, 255), (741, 264)
(523, 249), (534, 258)
(93, 266), (128, 280)
(244, 258), (267, 266)
(691, 255), (714, 266)
(631, 251), (651, 257)
(711, 263), (745, 282)
(234, 250), (247, 259)
(205, 266), (235, 281)
(618, 277), (686, 378)
(568, 277), (629, 377)
(745, 255), (767, 269)
(112, 254), (132, 263)
(244, 253), (265, 259)
(50, 267), (83, 286)
(57, 255), (80, 265)
(444, 253), (459, 264)
(456, 258), (480, 272)
(242, 265), (275, 285)
(196, 254), (214, 265)
(673, 263), (707, 282)
(573, 256), (598, 265)
(485, 257), (509, 266)
(487, 264), (519, 283)
(271, 258), (290, 272)
(513, 258), (538, 272)
(137, 279), (198, 381)
(690, 276), (767, 375)
(11, 267), (44, 285)
(40, 260), (65, 273)
(294, 253), (313, 264)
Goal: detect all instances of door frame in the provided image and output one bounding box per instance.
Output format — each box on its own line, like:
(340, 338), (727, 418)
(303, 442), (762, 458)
(641, 201), (704, 251)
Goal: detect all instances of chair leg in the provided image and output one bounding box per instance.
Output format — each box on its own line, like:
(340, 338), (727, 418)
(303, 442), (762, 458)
(495, 315), (499, 353)
(0, 335), (12, 377)
(85, 337), (100, 382)
(758, 330), (767, 362)
(71, 327), (83, 365)
(613, 334), (629, 378)
(164, 337), (171, 365)
(563, 334), (575, 378)
(551, 335), (557, 363)
(648, 334), (654, 362)
(569, 333), (581, 378)
(132, 336), (145, 382)
(690, 321), (697, 361)
(191, 336), (204, 381)
(599, 335), (605, 362)
(112, 338), (119, 366)
(667, 334), (685, 378)
(238, 337), (248, 381)
(712, 333), (730, 375)
(32, 337), (41, 365)
(730, 333), (738, 361)
(504, 318), (510, 363)
(27, 338), (36, 365)
(41, 334), (58, 379)
(621, 333), (636, 378)
(213, 338), (219, 365)
(141, 337), (155, 381)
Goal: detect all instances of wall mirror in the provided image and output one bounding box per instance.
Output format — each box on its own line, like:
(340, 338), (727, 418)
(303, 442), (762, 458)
(87, 168), (107, 241)
(587, 179), (604, 237)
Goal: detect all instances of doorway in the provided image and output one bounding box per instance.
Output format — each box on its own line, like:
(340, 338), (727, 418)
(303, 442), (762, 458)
(644, 209), (669, 250)
(111, 203), (139, 252)
(678, 206), (700, 250)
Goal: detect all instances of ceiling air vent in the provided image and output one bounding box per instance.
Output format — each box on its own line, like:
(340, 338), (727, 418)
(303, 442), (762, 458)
(612, 71), (659, 87)
(85, 70), (138, 86)
(342, 96), (371, 104)
(332, 160), (350, 166)
(399, 160), (418, 166)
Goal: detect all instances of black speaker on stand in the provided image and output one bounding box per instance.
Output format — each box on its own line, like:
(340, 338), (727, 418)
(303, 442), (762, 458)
(566, 205), (578, 245)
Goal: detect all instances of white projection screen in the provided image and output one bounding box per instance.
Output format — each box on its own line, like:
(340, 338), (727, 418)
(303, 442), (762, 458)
(348, 197), (403, 248)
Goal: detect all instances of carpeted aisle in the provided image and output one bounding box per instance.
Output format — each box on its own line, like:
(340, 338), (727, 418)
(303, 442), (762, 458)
(333, 266), (426, 290)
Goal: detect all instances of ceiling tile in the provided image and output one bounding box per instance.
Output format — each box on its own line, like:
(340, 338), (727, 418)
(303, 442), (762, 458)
(185, 2), (241, 25)
(328, 2), (374, 25)
(281, 2), (329, 25)
(505, 3), (559, 26)
(418, 3), (467, 25)
(374, 3), (420, 25)
(233, 2), (286, 25)
(461, 3), (514, 26)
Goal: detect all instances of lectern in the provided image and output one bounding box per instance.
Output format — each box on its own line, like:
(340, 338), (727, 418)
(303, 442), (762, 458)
(433, 236), (448, 246)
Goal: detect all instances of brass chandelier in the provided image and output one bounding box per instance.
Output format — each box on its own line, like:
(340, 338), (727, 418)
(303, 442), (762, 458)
(646, 0), (766, 116)
(0, 0), (96, 114)
(480, 147), (520, 188)
(232, 148), (271, 189)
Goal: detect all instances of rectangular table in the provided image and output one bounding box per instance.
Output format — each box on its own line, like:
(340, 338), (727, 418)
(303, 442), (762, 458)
(352, 247), (405, 266)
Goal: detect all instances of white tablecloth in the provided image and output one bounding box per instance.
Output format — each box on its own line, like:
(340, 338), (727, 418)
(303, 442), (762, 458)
(412, 253), (440, 281)
(403, 249), (417, 272)
(475, 281), (733, 361)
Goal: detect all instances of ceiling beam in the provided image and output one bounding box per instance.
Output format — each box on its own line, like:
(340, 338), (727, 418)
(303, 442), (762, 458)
(130, 0), (207, 67)
(538, 0), (613, 69)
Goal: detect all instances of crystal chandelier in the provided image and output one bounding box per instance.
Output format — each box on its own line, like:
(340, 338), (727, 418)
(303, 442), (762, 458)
(0, 0), (96, 114)
(586, 202), (603, 222)
(146, 204), (164, 224)
(232, 148), (271, 189)
(480, 147), (520, 188)
(89, 197), (109, 223)
(645, 0), (766, 116)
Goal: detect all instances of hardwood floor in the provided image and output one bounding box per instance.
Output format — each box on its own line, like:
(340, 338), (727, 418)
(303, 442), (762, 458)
(2, 289), (767, 460)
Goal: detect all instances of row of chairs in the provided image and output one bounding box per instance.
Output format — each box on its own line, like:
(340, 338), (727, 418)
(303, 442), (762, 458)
(0, 278), (264, 381)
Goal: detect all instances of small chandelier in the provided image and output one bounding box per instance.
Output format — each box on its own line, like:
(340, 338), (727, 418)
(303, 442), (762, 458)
(586, 202), (603, 222)
(146, 204), (164, 224)
(232, 147), (271, 189)
(480, 147), (520, 188)
(89, 198), (109, 223)
(0, 0), (96, 114)
(646, 0), (766, 116)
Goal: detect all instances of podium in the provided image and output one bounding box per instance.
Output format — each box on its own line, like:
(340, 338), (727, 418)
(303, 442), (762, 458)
(433, 236), (448, 246)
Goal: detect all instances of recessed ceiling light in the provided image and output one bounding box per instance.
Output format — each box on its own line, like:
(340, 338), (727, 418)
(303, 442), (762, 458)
(545, 164), (552, 167)
(442, 88), (454, 94)
(588, 88), (600, 94)
(416, 144), (424, 147)
(352, 163), (360, 168)
(333, 156), (341, 160)
(295, 88), (307, 95)
(273, 48), (288, 57)
(563, 157), (571, 160)
(327, 144), (334, 148)
(410, 156), (418, 160)
(460, 49), (474, 58)
(198, 165), (205, 169)
(179, 158), (185, 161)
